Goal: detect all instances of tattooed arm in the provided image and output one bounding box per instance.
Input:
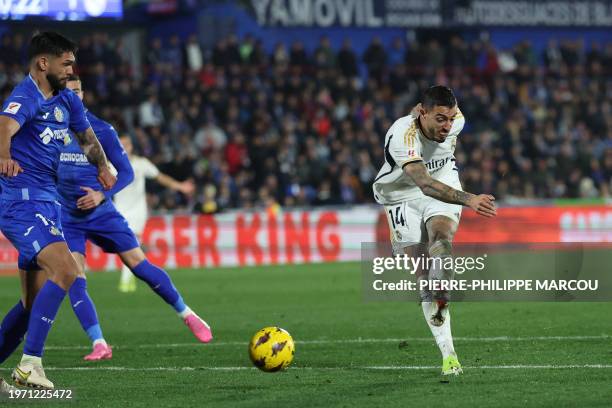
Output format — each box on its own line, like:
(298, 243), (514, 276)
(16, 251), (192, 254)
(403, 161), (497, 217)
(74, 127), (108, 168)
(73, 127), (116, 190)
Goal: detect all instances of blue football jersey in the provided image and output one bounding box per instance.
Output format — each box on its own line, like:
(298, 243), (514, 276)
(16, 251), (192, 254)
(57, 110), (134, 217)
(0, 75), (90, 201)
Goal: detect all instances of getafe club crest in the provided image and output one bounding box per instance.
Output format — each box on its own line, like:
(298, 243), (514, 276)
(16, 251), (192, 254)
(54, 106), (64, 122)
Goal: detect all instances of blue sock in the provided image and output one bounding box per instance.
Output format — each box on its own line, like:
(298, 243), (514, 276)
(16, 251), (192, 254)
(69, 277), (104, 343)
(131, 260), (187, 313)
(23, 280), (66, 357)
(0, 301), (30, 364)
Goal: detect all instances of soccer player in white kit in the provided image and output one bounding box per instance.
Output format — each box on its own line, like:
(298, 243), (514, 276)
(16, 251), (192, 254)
(373, 86), (496, 375)
(114, 135), (194, 292)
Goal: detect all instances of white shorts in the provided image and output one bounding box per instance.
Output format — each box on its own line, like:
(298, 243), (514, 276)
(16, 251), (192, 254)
(384, 196), (462, 252)
(124, 215), (147, 236)
(114, 203), (148, 237)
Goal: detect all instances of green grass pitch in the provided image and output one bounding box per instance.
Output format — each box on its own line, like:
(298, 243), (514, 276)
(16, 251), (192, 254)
(0, 260), (610, 407)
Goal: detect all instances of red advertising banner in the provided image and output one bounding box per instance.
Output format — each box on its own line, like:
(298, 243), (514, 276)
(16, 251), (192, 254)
(455, 206), (612, 243)
(0, 205), (610, 273)
(78, 209), (372, 271)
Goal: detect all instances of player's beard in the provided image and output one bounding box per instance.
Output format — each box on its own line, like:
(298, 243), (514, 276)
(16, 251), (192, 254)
(47, 73), (66, 92)
(430, 124), (449, 142)
(419, 116), (444, 143)
(436, 129), (449, 142)
(427, 125), (443, 142)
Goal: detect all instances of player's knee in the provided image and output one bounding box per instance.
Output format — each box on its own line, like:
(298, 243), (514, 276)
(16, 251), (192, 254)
(429, 228), (454, 245)
(57, 269), (77, 290)
(74, 262), (85, 280)
(74, 261), (86, 279)
(71, 253), (87, 278)
(120, 248), (146, 269)
(50, 254), (79, 289)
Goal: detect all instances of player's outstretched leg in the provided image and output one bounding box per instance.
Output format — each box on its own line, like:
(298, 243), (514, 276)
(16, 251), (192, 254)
(12, 243), (78, 389)
(423, 216), (462, 376)
(421, 301), (461, 375)
(68, 252), (112, 361)
(119, 248), (212, 343)
(119, 264), (137, 293)
(427, 239), (453, 327)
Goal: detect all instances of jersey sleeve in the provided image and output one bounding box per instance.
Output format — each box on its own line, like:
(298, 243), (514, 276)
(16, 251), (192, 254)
(449, 109), (465, 137)
(67, 92), (91, 133)
(0, 94), (37, 127)
(97, 124), (135, 199)
(141, 157), (160, 179)
(387, 120), (423, 168)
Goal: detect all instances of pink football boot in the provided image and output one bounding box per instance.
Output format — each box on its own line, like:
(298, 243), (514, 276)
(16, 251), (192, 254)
(84, 343), (113, 361)
(184, 313), (213, 343)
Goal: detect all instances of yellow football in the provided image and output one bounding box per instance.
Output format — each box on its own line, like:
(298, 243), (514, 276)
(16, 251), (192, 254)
(248, 327), (295, 372)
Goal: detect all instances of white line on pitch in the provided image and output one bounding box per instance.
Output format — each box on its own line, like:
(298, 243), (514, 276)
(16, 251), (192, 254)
(38, 364), (612, 372)
(365, 365), (612, 370)
(44, 335), (612, 351)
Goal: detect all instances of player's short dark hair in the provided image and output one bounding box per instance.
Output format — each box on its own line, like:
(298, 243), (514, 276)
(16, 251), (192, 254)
(422, 86), (457, 110)
(67, 74), (80, 82)
(28, 32), (77, 61)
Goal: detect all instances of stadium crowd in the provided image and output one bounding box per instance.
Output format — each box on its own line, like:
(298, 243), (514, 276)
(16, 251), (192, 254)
(0, 32), (610, 212)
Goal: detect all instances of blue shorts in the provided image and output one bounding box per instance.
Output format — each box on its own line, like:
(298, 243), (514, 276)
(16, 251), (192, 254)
(61, 203), (140, 255)
(0, 199), (66, 270)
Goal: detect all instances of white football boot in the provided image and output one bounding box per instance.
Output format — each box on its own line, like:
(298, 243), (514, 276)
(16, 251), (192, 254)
(12, 361), (54, 389)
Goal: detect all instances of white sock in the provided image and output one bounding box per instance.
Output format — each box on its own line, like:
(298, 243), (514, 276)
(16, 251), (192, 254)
(21, 354), (42, 366)
(120, 264), (134, 283)
(179, 306), (193, 319)
(93, 339), (107, 347)
(421, 302), (456, 359)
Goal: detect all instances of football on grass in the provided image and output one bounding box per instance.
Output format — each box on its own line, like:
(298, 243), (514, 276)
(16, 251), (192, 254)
(248, 327), (295, 372)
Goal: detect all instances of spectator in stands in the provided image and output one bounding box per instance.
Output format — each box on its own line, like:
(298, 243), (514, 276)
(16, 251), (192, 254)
(139, 92), (164, 127)
(1, 30), (607, 211)
(337, 39), (358, 78)
(363, 36), (387, 81)
(314, 36), (335, 69)
(289, 41), (309, 67)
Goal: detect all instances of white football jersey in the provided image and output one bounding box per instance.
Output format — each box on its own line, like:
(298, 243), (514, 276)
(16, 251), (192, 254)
(373, 111), (465, 205)
(114, 156), (160, 224)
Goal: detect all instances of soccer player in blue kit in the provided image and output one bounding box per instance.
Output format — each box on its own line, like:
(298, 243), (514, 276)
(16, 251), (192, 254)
(0, 32), (116, 389)
(57, 75), (212, 361)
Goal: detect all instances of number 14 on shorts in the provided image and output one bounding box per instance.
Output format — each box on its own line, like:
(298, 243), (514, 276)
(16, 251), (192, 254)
(388, 204), (406, 229)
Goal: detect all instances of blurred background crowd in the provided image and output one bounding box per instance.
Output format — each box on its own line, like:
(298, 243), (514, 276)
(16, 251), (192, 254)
(1, 31), (611, 212)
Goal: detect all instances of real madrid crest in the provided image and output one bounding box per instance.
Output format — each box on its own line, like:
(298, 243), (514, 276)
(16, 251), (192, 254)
(54, 106), (64, 122)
